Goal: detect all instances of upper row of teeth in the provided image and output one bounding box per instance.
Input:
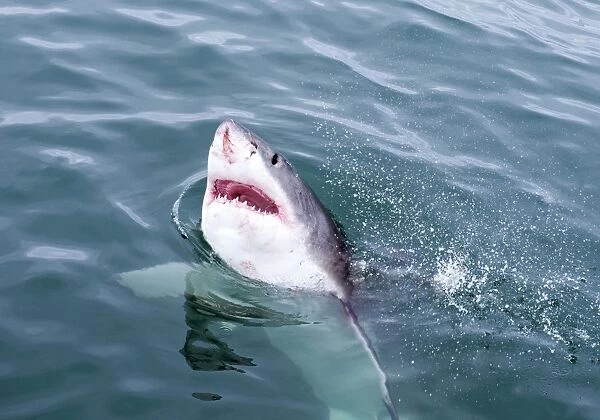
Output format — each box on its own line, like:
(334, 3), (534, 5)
(215, 194), (271, 214)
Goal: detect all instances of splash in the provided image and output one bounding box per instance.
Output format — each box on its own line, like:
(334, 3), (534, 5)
(431, 252), (486, 314)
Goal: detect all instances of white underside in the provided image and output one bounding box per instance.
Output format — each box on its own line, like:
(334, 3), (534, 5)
(202, 199), (337, 295)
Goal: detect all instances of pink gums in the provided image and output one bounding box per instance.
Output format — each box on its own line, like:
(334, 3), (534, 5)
(213, 179), (279, 215)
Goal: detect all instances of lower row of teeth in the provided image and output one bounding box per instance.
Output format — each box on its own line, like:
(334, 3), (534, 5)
(215, 194), (269, 213)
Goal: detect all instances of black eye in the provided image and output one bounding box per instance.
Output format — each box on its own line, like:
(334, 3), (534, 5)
(271, 154), (279, 165)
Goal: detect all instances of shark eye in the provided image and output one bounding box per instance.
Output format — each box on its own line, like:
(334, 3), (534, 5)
(271, 154), (279, 165)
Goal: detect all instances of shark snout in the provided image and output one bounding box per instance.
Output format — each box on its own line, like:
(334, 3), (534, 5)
(214, 119), (258, 163)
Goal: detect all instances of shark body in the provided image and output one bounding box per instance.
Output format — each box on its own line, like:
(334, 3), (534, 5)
(118, 120), (400, 419)
(200, 120), (397, 419)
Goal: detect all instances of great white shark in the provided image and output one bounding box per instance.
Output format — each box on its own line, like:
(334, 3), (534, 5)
(118, 120), (400, 420)
(201, 119), (352, 301)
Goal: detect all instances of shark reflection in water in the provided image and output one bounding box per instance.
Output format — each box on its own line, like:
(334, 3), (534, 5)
(180, 278), (306, 374)
(180, 296), (256, 374)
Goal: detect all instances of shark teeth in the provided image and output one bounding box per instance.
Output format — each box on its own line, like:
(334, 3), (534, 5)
(212, 193), (273, 216)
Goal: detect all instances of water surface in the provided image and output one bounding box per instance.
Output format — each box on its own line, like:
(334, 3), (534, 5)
(1, 0), (600, 419)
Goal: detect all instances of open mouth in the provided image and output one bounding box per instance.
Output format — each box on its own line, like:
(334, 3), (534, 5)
(212, 179), (278, 215)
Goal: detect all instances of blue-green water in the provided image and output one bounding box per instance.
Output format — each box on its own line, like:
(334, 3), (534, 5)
(1, 1), (599, 419)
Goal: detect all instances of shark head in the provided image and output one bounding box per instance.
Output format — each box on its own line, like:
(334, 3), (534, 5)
(201, 120), (351, 301)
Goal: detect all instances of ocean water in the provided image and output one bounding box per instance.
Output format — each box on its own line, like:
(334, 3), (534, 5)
(1, 0), (600, 419)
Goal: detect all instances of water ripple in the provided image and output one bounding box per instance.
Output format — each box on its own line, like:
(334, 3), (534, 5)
(20, 36), (83, 50)
(418, 0), (600, 60)
(25, 245), (89, 261)
(523, 102), (589, 124)
(115, 8), (204, 27)
(0, 7), (68, 16)
(502, 65), (537, 82)
(113, 201), (151, 229)
(50, 58), (102, 75)
(274, 103), (503, 172)
(556, 97), (600, 117)
(303, 37), (417, 95)
(188, 31), (253, 52)
(340, 2), (380, 13)
(0, 109), (255, 126)
(40, 148), (95, 166)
